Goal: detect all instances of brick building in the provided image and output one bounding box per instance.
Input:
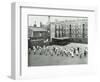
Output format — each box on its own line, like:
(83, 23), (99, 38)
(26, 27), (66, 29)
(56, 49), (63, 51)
(28, 17), (88, 46)
(49, 18), (88, 44)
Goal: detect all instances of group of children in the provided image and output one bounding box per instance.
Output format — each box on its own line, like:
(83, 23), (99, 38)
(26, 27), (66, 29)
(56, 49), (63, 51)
(28, 45), (88, 59)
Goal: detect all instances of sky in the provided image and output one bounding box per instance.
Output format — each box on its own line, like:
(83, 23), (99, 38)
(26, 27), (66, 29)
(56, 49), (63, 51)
(28, 15), (87, 27)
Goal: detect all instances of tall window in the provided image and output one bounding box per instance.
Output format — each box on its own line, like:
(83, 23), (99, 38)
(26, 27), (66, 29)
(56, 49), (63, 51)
(83, 24), (85, 38)
(55, 25), (57, 37)
(69, 24), (72, 38)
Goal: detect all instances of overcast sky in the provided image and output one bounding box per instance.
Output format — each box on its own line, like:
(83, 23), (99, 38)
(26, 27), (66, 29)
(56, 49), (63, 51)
(28, 15), (87, 27)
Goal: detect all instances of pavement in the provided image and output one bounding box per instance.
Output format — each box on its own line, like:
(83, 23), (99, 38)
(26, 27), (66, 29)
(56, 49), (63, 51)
(28, 43), (88, 66)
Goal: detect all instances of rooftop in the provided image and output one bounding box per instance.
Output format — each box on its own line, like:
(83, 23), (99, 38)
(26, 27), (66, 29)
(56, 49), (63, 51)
(28, 26), (47, 32)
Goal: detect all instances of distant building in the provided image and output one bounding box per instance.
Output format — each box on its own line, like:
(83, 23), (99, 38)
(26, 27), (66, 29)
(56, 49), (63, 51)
(28, 17), (88, 46)
(28, 22), (50, 41)
(49, 18), (88, 43)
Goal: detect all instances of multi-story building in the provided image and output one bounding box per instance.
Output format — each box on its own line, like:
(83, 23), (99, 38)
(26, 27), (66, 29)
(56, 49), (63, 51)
(49, 18), (88, 44)
(28, 17), (88, 47)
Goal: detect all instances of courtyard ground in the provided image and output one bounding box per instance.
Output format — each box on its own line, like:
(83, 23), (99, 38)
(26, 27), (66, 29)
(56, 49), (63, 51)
(28, 43), (87, 66)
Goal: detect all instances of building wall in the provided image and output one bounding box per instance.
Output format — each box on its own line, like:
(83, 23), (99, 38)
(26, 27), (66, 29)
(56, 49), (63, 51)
(28, 28), (33, 38)
(50, 19), (88, 43)
(50, 19), (88, 39)
(50, 23), (56, 41)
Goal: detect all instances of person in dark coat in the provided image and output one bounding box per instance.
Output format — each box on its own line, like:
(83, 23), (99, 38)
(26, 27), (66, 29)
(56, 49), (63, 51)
(84, 50), (87, 57)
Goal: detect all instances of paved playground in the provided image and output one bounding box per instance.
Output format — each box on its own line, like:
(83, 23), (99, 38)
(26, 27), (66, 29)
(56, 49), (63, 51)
(28, 43), (88, 66)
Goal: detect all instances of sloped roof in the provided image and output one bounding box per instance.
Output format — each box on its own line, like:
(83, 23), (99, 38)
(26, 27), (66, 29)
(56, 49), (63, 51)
(28, 26), (47, 31)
